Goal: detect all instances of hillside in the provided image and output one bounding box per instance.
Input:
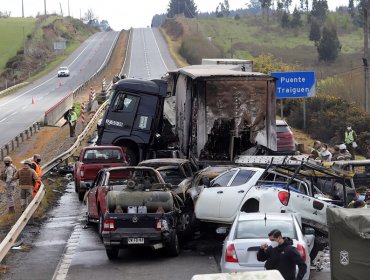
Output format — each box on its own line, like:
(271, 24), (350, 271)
(0, 16), (98, 91)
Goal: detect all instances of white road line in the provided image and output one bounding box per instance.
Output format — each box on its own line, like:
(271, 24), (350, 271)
(9, 111), (16, 117)
(22, 105), (27, 110)
(127, 30), (134, 78)
(0, 117), (7, 123)
(0, 33), (101, 109)
(151, 28), (169, 71)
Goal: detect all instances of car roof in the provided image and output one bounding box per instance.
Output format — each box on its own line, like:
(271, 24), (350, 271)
(105, 166), (158, 172)
(276, 119), (288, 126)
(237, 212), (295, 222)
(139, 158), (190, 165)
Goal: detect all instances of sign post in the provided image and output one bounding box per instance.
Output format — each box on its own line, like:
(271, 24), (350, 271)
(271, 71), (316, 131)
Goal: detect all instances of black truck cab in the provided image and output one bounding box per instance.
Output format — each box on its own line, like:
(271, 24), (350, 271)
(97, 78), (167, 165)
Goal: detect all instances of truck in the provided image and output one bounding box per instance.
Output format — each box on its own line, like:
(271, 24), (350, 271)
(166, 65), (277, 167)
(96, 78), (173, 165)
(73, 146), (127, 201)
(96, 66), (277, 167)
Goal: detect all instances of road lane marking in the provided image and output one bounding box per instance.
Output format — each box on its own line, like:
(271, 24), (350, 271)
(0, 33), (102, 109)
(151, 28), (169, 71)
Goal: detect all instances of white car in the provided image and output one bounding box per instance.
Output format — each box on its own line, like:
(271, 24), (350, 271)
(220, 212), (314, 280)
(57, 66), (70, 77)
(194, 167), (265, 223)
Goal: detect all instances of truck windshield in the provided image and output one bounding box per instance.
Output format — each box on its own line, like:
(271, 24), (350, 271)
(83, 149), (123, 163)
(111, 91), (139, 112)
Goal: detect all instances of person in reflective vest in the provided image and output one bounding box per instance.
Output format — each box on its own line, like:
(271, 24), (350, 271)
(344, 125), (357, 160)
(31, 154), (42, 197)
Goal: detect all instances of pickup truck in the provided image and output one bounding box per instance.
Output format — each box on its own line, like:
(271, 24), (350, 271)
(73, 146), (127, 201)
(89, 167), (182, 260)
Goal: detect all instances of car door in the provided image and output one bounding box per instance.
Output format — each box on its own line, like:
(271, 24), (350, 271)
(194, 170), (237, 221)
(219, 169), (258, 222)
(87, 171), (104, 219)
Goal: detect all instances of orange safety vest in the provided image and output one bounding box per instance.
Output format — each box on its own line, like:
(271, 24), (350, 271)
(33, 161), (42, 197)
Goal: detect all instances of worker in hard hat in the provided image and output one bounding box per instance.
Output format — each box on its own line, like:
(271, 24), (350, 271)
(1, 156), (17, 213)
(31, 154), (42, 197)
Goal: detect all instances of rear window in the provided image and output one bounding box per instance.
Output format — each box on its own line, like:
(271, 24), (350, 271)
(236, 219), (297, 240)
(83, 149), (123, 163)
(276, 125), (291, 133)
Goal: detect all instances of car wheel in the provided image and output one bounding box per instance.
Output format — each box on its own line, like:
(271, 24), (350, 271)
(98, 209), (104, 239)
(78, 190), (85, 202)
(178, 207), (196, 240)
(74, 180), (79, 193)
(106, 246), (119, 260)
(166, 231), (180, 257)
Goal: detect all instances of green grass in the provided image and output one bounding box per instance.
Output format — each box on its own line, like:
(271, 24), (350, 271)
(0, 18), (36, 69)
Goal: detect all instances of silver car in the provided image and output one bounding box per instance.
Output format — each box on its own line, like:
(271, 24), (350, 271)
(220, 212), (314, 280)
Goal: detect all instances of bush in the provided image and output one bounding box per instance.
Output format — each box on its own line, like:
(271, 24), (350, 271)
(179, 33), (224, 64)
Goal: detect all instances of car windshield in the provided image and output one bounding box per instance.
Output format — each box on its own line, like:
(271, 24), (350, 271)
(236, 219), (297, 240)
(60, 67), (68, 70)
(276, 125), (290, 133)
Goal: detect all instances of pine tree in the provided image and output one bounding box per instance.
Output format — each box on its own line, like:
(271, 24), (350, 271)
(311, 0), (328, 22)
(309, 17), (321, 45)
(291, 7), (302, 27)
(167, 0), (198, 18)
(281, 11), (290, 28)
(348, 0), (355, 17)
(317, 23), (341, 62)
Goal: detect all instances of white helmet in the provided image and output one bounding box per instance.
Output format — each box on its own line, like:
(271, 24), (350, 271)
(4, 156), (12, 163)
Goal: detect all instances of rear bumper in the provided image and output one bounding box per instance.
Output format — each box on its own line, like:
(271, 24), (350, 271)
(102, 229), (168, 248)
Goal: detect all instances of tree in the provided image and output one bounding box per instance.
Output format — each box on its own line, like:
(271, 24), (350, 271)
(281, 0), (293, 11)
(215, 0), (230, 17)
(291, 7), (302, 27)
(311, 0), (328, 22)
(281, 11), (290, 27)
(348, 0), (355, 17)
(259, 0), (273, 20)
(167, 0), (198, 18)
(309, 17), (321, 45)
(84, 9), (97, 22)
(317, 23), (341, 62)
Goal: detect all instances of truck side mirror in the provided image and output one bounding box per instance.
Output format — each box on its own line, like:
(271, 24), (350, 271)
(303, 227), (315, 236)
(201, 176), (210, 188)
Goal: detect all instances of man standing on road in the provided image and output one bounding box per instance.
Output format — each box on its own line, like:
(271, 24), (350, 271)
(13, 159), (39, 211)
(1, 156), (17, 213)
(257, 229), (307, 280)
(31, 154), (42, 196)
(67, 106), (77, 137)
(344, 124), (357, 160)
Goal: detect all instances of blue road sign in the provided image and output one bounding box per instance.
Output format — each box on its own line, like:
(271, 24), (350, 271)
(271, 71), (316, 99)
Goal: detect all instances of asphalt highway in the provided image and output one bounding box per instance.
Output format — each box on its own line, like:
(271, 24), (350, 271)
(0, 31), (119, 147)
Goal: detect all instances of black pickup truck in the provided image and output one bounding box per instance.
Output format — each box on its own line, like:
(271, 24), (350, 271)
(102, 184), (183, 260)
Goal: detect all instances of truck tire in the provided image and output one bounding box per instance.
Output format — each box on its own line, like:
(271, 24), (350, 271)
(166, 231), (180, 257)
(78, 190), (85, 202)
(98, 209), (104, 239)
(125, 147), (138, 166)
(106, 247), (119, 260)
(178, 207), (196, 241)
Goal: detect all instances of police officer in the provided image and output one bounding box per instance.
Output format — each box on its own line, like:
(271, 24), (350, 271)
(1, 157), (17, 213)
(13, 159), (39, 211)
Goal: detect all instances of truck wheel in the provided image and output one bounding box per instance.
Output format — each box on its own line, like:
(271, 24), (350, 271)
(178, 208), (196, 241)
(106, 247), (119, 260)
(74, 181), (78, 193)
(125, 147), (138, 166)
(78, 191), (85, 202)
(98, 210), (104, 239)
(166, 231), (180, 257)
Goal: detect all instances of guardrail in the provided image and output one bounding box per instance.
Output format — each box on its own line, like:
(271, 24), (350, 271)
(0, 29), (132, 264)
(0, 82), (29, 97)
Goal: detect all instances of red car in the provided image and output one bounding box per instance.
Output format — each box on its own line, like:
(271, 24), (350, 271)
(74, 146), (127, 201)
(276, 120), (296, 154)
(85, 166), (165, 237)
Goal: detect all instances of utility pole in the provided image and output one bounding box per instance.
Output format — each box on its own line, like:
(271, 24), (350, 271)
(60, 2), (63, 17)
(44, 0), (47, 15)
(68, 0), (70, 17)
(364, 7), (369, 111)
(21, 0), (24, 17)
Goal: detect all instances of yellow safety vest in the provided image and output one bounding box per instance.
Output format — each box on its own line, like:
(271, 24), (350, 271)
(345, 131), (354, 144)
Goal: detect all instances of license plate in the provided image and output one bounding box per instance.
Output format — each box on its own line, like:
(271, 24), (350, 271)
(128, 238), (144, 244)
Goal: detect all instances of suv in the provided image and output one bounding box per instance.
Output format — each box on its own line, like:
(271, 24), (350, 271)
(276, 120), (296, 154)
(57, 66), (70, 77)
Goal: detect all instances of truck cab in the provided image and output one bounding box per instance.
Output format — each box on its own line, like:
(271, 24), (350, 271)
(97, 78), (168, 165)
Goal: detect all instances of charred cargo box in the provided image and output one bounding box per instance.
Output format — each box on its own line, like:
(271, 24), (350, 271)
(167, 66), (277, 165)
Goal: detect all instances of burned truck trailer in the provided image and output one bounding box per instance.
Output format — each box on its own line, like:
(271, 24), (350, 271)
(167, 66), (277, 166)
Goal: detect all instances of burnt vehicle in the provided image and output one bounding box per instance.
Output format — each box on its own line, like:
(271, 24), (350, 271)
(166, 65), (277, 167)
(96, 78), (174, 165)
(94, 166), (183, 259)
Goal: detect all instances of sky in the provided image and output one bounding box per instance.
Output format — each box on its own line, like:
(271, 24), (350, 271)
(1, 0), (349, 31)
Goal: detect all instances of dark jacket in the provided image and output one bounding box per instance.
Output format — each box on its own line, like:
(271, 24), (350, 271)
(257, 237), (307, 280)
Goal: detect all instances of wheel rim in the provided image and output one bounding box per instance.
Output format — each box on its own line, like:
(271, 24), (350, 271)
(179, 212), (190, 231)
